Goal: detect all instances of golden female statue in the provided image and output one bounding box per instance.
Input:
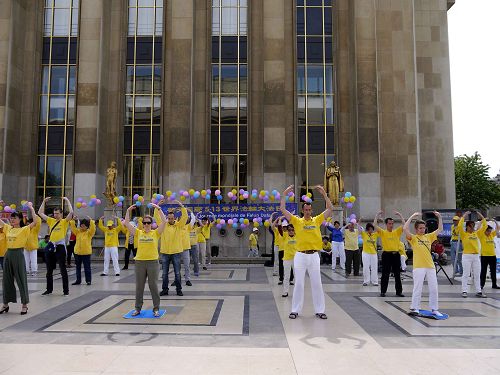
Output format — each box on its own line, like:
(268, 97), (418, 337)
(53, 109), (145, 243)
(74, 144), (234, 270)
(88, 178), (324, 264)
(103, 161), (118, 205)
(324, 161), (344, 205)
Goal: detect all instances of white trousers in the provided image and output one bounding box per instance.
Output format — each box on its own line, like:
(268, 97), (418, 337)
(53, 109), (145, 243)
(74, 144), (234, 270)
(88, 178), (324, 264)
(273, 245), (279, 274)
(24, 250), (38, 273)
(248, 247), (258, 257)
(103, 247), (120, 275)
(401, 255), (407, 271)
(331, 241), (345, 270)
(462, 254), (481, 293)
(291, 252), (325, 314)
(362, 252), (378, 285)
(181, 249), (191, 281)
(411, 268), (438, 311)
(283, 259), (294, 294)
(198, 242), (207, 267)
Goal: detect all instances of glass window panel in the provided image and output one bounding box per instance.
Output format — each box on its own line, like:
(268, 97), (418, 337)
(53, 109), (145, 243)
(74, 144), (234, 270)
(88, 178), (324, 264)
(306, 37), (324, 63)
(212, 7), (220, 36)
(42, 67), (49, 94)
(296, 7), (304, 35)
(153, 65), (161, 94)
(135, 37), (153, 62)
(45, 0), (53, 7)
(298, 156), (307, 191)
(44, 8), (53, 36)
(297, 36), (305, 63)
(297, 65), (305, 94)
(220, 36), (238, 62)
(137, 7), (154, 35)
(138, 0), (154, 6)
(135, 65), (153, 94)
(126, 66), (134, 93)
(305, 7), (323, 35)
(308, 126), (326, 154)
(40, 95), (48, 124)
(50, 66), (67, 94)
(211, 126), (246, 154)
(128, 7), (137, 35)
(221, 0), (238, 6)
(134, 96), (152, 125)
(212, 0), (220, 6)
(324, 36), (333, 63)
(239, 65), (247, 93)
(68, 66), (76, 93)
(305, 65), (324, 93)
(298, 126), (306, 154)
(324, 8), (332, 35)
(297, 96), (306, 125)
(326, 95), (334, 125)
(306, 0), (324, 6)
(239, 39), (247, 61)
(50, 37), (70, 64)
(156, 0), (163, 7)
(238, 155), (247, 186)
(307, 96), (325, 125)
(212, 65), (219, 92)
(154, 40), (162, 63)
(49, 96), (66, 125)
(42, 38), (51, 63)
(67, 96), (75, 125)
(64, 155), (73, 187)
(308, 154), (326, 186)
(219, 155), (238, 187)
(152, 96), (161, 124)
(54, 0), (70, 7)
(220, 65), (238, 93)
(239, 0), (247, 6)
(69, 37), (78, 63)
(155, 7), (163, 36)
(53, 8), (70, 36)
(38, 156), (63, 186)
(212, 37), (219, 62)
(239, 8), (247, 35)
(38, 126), (74, 154)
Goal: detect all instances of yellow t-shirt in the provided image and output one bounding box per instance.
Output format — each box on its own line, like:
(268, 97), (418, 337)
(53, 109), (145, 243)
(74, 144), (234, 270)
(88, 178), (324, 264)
(344, 229), (359, 250)
(451, 224), (459, 241)
(135, 229), (160, 260)
(273, 228), (283, 250)
(25, 217), (41, 251)
(0, 228), (7, 257)
(5, 225), (31, 249)
(196, 226), (206, 243)
(155, 208), (187, 254)
(377, 226), (403, 251)
(98, 219), (122, 248)
(46, 217), (69, 243)
(398, 241), (407, 258)
(249, 233), (258, 247)
(201, 223), (212, 240)
(181, 223), (191, 250)
(361, 232), (378, 254)
(478, 219), (497, 257)
(70, 220), (96, 255)
(458, 218), (480, 254)
(290, 213), (325, 251)
(409, 233), (437, 269)
(283, 233), (298, 261)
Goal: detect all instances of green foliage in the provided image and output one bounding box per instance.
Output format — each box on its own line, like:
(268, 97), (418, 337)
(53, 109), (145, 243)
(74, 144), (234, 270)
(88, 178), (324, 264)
(455, 152), (500, 209)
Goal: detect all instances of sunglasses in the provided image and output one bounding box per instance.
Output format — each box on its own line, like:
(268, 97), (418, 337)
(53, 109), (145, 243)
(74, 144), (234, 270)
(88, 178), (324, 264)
(143, 221), (152, 225)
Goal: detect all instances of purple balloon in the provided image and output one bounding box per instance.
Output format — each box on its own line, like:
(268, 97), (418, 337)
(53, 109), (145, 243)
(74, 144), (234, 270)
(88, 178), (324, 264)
(346, 203), (353, 208)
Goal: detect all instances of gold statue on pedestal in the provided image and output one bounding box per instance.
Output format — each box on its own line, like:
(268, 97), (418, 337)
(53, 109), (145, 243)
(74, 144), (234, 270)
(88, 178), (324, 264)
(103, 161), (118, 205)
(324, 161), (344, 205)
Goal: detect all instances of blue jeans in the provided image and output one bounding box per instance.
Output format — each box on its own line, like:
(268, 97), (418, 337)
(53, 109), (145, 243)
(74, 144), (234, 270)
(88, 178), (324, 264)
(161, 253), (182, 292)
(75, 254), (91, 284)
(450, 241), (463, 274)
(190, 245), (199, 276)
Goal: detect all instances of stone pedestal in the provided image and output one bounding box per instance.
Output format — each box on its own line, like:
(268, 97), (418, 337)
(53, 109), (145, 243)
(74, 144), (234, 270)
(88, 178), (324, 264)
(331, 206), (344, 225)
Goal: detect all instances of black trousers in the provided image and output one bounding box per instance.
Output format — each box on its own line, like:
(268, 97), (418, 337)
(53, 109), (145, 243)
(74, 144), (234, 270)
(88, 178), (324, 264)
(46, 244), (69, 294)
(124, 243), (137, 269)
(279, 250), (294, 282)
(345, 249), (360, 276)
(480, 255), (497, 288)
(75, 254), (91, 284)
(321, 251), (332, 265)
(66, 240), (76, 265)
(381, 251), (402, 294)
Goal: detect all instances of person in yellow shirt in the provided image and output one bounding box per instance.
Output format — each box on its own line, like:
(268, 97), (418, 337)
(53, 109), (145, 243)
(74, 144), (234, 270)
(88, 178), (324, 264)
(320, 236), (332, 265)
(270, 213), (282, 277)
(403, 211), (444, 317)
(374, 211), (406, 297)
(342, 219), (363, 277)
(124, 204), (167, 317)
(121, 217), (142, 270)
(188, 215), (200, 277)
(361, 223), (379, 286)
(179, 211), (195, 287)
(450, 216), (463, 275)
(38, 196), (73, 296)
(281, 224), (297, 297)
(154, 200), (187, 296)
(457, 211), (486, 298)
(281, 184), (333, 320)
(399, 241), (408, 272)
(98, 216), (123, 277)
(248, 228), (259, 257)
(69, 216), (96, 286)
(0, 203), (39, 315)
(477, 213), (500, 290)
(200, 214), (215, 263)
(0, 221), (8, 270)
(23, 215), (41, 276)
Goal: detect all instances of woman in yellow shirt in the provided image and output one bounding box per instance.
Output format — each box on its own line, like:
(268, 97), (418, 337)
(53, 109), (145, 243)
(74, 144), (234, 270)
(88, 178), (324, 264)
(23, 216), (41, 276)
(361, 223), (379, 286)
(0, 220), (8, 270)
(281, 224), (298, 297)
(477, 214), (500, 290)
(0, 203), (39, 315)
(70, 217), (96, 286)
(98, 216), (123, 277)
(124, 203), (167, 317)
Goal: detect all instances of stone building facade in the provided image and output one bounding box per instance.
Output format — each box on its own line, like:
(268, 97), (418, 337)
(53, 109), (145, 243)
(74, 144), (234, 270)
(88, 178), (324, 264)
(0, 0), (456, 253)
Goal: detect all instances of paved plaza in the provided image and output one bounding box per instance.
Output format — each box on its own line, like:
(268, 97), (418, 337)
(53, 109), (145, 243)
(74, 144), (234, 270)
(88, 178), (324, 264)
(0, 263), (499, 374)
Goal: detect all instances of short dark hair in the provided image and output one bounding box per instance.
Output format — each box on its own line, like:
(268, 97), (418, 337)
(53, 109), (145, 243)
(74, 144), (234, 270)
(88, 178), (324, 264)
(167, 211), (174, 216)
(414, 220), (426, 229)
(366, 223), (374, 231)
(486, 225), (493, 231)
(302, 202), (312, 209)
(53, 207), (63, 214)
(287, 224), (294, 230)
(80, 219), (90, 228)
(385, 217), (394, 224)
(334, 221), (340, 226)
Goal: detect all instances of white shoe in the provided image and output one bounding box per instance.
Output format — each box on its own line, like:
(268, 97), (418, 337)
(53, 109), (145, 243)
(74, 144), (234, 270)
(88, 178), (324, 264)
(409, 309), (419, 316)
(272, 272), (278, 276)
(372, 283), (379, 286)
(432, 310), (443, 317)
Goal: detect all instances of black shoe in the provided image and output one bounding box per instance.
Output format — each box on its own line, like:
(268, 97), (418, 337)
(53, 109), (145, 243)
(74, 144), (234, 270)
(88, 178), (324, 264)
(281, 293), (288, 298)
(0, 306), (9, 314)
(63, 292), (69, 296)
(86, 282), (91, 285)
(115, 274), (120, 276)
(67, 264), (72, 268)
(72, 281), (81, 285)
(160, 290), (168, 296)
(278, 281), (283, 285)
(122, 267), (128, 270)
(290, 281), (294, 285)
(100, 273), (107, 276)
(380, 293), (386, 297)
(203, 266), (207, 270)
(171, 281), (176, 286)
(396, 293), (405, 297)
(42, 291), (51, 296)
(186, 280), (192, 286)
(177, 291), (184, 296)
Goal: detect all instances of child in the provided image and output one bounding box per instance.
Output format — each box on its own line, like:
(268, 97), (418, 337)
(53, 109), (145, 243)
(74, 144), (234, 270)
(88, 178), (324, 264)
(403, 211), (444, 317)
(281, 224), (298, 297)
(361, 223), (379, 286)
(248, 228), (259, 257)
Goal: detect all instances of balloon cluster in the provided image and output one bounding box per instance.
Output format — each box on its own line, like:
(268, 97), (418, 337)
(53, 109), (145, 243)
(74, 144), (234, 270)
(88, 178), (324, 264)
(215, 216), (265, 230)
(132, 194), (145, 207)
(76, 195), (103, 209)
(112, 195), (126, 207)
(301, 192), (313, 203)
(342, 192), (357, 209)
(348, 213), (357, 224)
(0, 202), (19, 213)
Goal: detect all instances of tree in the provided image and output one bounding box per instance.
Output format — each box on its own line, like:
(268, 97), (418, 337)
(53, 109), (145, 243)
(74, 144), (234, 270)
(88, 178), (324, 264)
(455, 152), (500, 210)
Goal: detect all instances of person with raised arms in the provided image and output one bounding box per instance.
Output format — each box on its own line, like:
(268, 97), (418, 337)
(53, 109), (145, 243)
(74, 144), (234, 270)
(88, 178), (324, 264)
(124, 204), (166, 317)
(374, 211), (406, 297)
(69, 216), (96, 286)
(403, 211), (444, 317)
(98, 216), (123, 277)
(24, 213), (41, 277)
(38, 197), (73, 296)
(361, 223), (379, 286)
(280, 184), (333, 320)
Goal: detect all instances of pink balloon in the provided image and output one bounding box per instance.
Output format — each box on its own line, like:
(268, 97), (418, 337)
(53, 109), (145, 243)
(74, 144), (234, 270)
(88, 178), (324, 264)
(82, 202), (87, 208)
(215, 189), (221, 196)
(96, 199), (101, 205)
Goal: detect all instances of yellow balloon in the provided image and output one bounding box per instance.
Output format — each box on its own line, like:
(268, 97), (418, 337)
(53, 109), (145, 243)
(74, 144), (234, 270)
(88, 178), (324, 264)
(76, 202), (82, 209)
(349, 196), (356, 203)
(244, 219), (250, 225)
(166, 190), (172, 197)
(269, 195), (275, 200)
(90, 194), (97, 199)
(239, 195), (244, 200)
(306, 193), (312, 198)
(254, 222), (259, 227)
(289, 196), (294, 202)
(10, 204), (16, 209)
(201, 190), (207, 196)
(260, 190), (265, 196)
(344, 197), (349, 203)
(232, 189), (237, 195)
(113, 197), (119, 204)
(0, 206), (3, 212)
(264, 221), (270, 227)
(180, 195), (186, 201)
(189, 189), (195, 196)
(138, 196), (144, 202)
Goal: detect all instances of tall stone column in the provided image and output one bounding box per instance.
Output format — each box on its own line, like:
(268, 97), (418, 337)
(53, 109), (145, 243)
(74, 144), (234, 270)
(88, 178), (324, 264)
(163, 0), (193, 192)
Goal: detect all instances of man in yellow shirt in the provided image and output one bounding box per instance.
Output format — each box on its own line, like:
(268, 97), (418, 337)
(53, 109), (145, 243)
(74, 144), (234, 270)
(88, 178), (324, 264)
(154, 200), (187, 296)
(248, 228), (259, 257)
(361, 223), (379, 286)
(281, 184), (333, 320)
(342, 220), (363, 277)
(477, 213), (500, 290)
(458, 211), (486, 298)
(98, 216), (123, 277)
(281, 224), (297, 297)
(374, 210), (406, 297)
(201, 215), (215, 263)
(450, 216), (463, 276)
(404, 211), (444, 317)
(38, 196), (73, 296)
(69, 216), (96, 285)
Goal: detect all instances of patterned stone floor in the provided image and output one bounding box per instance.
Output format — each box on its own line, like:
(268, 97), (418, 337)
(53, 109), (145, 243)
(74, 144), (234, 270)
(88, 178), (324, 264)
(0, 261), (499, 374)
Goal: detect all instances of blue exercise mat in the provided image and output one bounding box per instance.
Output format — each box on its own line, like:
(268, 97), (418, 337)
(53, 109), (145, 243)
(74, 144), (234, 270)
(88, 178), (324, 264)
(412, 310), (449, 320)
(123, 309), (166, 319)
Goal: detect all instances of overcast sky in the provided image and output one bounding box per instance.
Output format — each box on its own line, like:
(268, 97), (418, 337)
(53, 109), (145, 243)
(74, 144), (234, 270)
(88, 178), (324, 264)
(448, 1), (500, 177)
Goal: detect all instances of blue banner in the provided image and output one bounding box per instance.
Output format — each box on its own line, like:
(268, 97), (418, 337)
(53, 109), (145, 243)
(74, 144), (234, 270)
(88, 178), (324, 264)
(159, 203), (298, 220)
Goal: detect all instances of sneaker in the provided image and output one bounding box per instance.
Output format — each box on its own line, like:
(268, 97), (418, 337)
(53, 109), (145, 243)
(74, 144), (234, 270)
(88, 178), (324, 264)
(186, 280), (192, 286)
(71, 281), (81, 285)
(331, 268), (336, 271)
(115, 274), (120, 276)
(86, 282), (91, 285)
(278, 281), (283, 285)
(373, 283), (379, 286)
(63, 292), (69, 296)
(462, 292), (468, 298)
(362, 283), (368, 286)
(396, 293), (405, 297)
(100, 273), (107, 276)
(380, 293), (386, 297)
(177, 290), (184, 296)
(408, 309), (420, 316)
(160, 290), (168, 296)
(290, 281), (294, 285)
(41, 291), (51, 296)
(432, 310), (443, 317)
(476, 292), (487, 298)
(281, 293), (288, 298)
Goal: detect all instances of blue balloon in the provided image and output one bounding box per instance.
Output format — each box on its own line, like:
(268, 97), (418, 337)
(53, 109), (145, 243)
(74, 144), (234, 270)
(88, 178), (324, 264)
(232, 223), (238, 228)
(217, 195), (223, 201)
(239, 218), (244, 223)
(345, 192), (352, 198)
(206, 194), (211, 200)
(147, 203), (153, 209)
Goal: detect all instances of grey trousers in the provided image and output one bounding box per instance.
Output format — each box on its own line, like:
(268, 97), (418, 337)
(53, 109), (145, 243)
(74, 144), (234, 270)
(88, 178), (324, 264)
(3, 249), (29, 305)
(135, 260), (160, 311)
(181, 249), (191, 281)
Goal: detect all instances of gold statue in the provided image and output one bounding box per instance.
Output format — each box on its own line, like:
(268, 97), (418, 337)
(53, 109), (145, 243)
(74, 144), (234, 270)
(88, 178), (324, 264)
(324, 161), (344, 205)
(104, 161), (118, 205)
